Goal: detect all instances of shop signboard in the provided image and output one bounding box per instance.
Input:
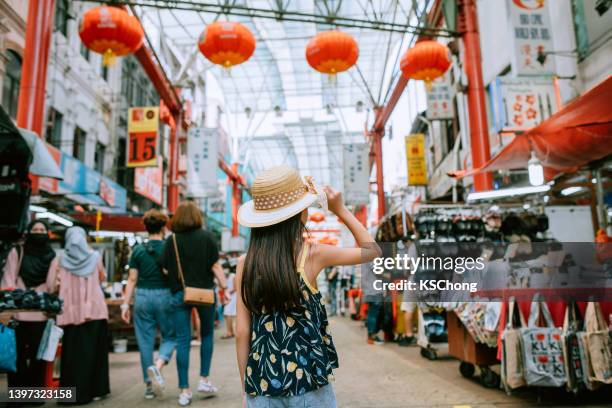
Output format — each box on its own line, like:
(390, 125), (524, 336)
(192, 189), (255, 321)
(186, 127), (219, 198)
(134, 158), (163, 205)
(509, 0), (555, 76)
(38, 143), (62, 194)
(342, 143), (369, 205)
(490, 77), (557, 131)
(99, 177), (127, 212)
(426, 71), (454, 120)
(405, 133), (428, 186)
(127, 106), (159, 167)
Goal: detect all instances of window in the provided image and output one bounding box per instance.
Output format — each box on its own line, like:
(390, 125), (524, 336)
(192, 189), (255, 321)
(45, 108), (63, 148)
(94, 142), (105, 173)
(2, 50), (22, 119)
(73, 126), (87, 162)
(80, 43), (90, 61)
(54, 0), (69, 36)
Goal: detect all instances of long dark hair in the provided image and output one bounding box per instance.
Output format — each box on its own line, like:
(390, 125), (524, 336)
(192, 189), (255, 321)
(241, 212), (305, 315)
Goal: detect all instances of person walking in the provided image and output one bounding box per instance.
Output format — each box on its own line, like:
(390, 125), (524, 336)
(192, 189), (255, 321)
(121, 209), (175, 399)
(1, 220), (59, 390)
(160, 201), (228, 406)
(48, 226), (110, 405)
(235, 166), (381, 407)
(221, 266), (236, 339)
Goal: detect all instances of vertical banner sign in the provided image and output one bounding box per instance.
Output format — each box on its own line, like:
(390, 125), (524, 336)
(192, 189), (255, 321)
(187, 127), (218, 198)
(426, 71), (455, 120)
(342, 143), (369, 205)
(405, 134), (428, 185)
(509, 0), (555, 76)
(134, 158), (163, 205)
(127, 107), (159, 167)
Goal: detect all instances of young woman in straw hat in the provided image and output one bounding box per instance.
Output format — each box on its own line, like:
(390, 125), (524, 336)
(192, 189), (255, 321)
(235, 165), (381, 407)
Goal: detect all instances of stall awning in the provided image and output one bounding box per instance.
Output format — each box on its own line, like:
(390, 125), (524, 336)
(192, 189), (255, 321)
(451, 76), (612, 179)
(71, 213), (145, 233)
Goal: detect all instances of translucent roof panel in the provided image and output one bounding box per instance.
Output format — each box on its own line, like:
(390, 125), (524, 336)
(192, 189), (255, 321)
(135, 0), (440, 186)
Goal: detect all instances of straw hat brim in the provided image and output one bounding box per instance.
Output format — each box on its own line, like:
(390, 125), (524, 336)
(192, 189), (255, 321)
(238, 192), (318, 228)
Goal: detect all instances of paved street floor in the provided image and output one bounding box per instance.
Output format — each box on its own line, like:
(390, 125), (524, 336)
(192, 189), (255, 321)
(90, 316), (611, 408)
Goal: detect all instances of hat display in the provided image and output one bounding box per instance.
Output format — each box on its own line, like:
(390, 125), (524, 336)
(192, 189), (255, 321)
(238, 166), (325, 228)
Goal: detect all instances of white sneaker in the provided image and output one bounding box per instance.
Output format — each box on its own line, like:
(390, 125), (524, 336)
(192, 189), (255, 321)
(147, 365), (165, 395)
(178, 391), (192, 406)
(197, 379), (218, 394)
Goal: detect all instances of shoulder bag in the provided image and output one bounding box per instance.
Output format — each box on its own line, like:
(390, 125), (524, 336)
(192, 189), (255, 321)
(172, 234), (214, 306)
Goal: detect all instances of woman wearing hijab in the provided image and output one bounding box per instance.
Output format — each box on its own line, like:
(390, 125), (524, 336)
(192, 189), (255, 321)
(48, 226), (110, 404)
(1, 220), (58, 389)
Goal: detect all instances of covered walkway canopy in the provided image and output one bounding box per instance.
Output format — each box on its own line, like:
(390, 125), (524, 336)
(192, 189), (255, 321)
(116, 0), (450, 185)
(451, 76), (612, 180)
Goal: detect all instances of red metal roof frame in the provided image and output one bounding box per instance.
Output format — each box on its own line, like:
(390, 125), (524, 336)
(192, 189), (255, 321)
(72, 213), (146, 233)
(450, 76), (612, 179)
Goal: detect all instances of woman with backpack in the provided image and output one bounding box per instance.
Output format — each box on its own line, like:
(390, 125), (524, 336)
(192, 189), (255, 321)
(235, 166), (381, 407)
(121, 209), (176, 399)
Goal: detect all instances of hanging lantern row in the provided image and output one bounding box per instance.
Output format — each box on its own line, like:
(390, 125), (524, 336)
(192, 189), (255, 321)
(78, 7), (451, 87)
(79, 6), (144, 66)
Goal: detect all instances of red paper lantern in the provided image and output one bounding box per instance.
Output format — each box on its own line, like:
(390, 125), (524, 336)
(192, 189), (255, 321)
(309, 212), (326, 223)
(306, 31), (359, 75)
(79, 6), (144, 66)
(198, 22), (256, 68)
(400, 40), (451, 88)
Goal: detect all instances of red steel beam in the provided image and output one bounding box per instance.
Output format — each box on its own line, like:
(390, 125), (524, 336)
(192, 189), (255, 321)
(459, 0), (493, 191)
(17, 0), (56, 195)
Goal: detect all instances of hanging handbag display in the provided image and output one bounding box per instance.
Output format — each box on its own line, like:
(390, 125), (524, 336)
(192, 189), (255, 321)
(172, 234), (215, 306)
(501, 298), (527, 391)
(36, 319), (64, 362)
(562, 302), (586, 394)
(0, 322), (17, 372)
(580, 301), (612, 387)
(520, 295), (566, 387)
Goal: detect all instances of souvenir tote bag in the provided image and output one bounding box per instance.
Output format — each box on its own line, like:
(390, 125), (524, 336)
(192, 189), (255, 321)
(562, 302), (586, 393)
(520, 296), (566, 387)
(502, 298), (527, 391)
(582, 302), (612, 385)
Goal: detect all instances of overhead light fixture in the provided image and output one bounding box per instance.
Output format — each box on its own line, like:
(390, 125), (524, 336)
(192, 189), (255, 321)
(29, 205), (48, 213)
(245, 106), (252, 117)
(326, 104), (333, 114)
(528, 152), (544, 186)
(273, 105), (282, 117)
(355, 100), (364, 112)
(35, 212), (74, 227)
(592, 177), (597, 184)
(467, 185), (551, 202)
(561, 186), (585, 196)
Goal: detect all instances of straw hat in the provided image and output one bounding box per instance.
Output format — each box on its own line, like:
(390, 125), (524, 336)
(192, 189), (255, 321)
(238, 165), (325, 228)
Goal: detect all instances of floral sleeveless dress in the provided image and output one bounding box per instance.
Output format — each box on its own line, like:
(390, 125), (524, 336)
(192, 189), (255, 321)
(244, 245), (339, 397)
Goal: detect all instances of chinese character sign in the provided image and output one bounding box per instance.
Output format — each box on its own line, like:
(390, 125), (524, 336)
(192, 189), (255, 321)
(187, 127), (219, 198)
(342, 143), (369, 205)
(135, 158), (163, 205)
(405, 134), (428, 186)
(127, 107), (159, 167)
(426, 71), (454, 120)
(501, 78), (556, 129)
(509, 0), (555, 76)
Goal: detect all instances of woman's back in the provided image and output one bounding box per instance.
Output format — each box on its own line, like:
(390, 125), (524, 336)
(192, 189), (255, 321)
(245, 244), (338, 397)
(162, 229), (219, 292)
